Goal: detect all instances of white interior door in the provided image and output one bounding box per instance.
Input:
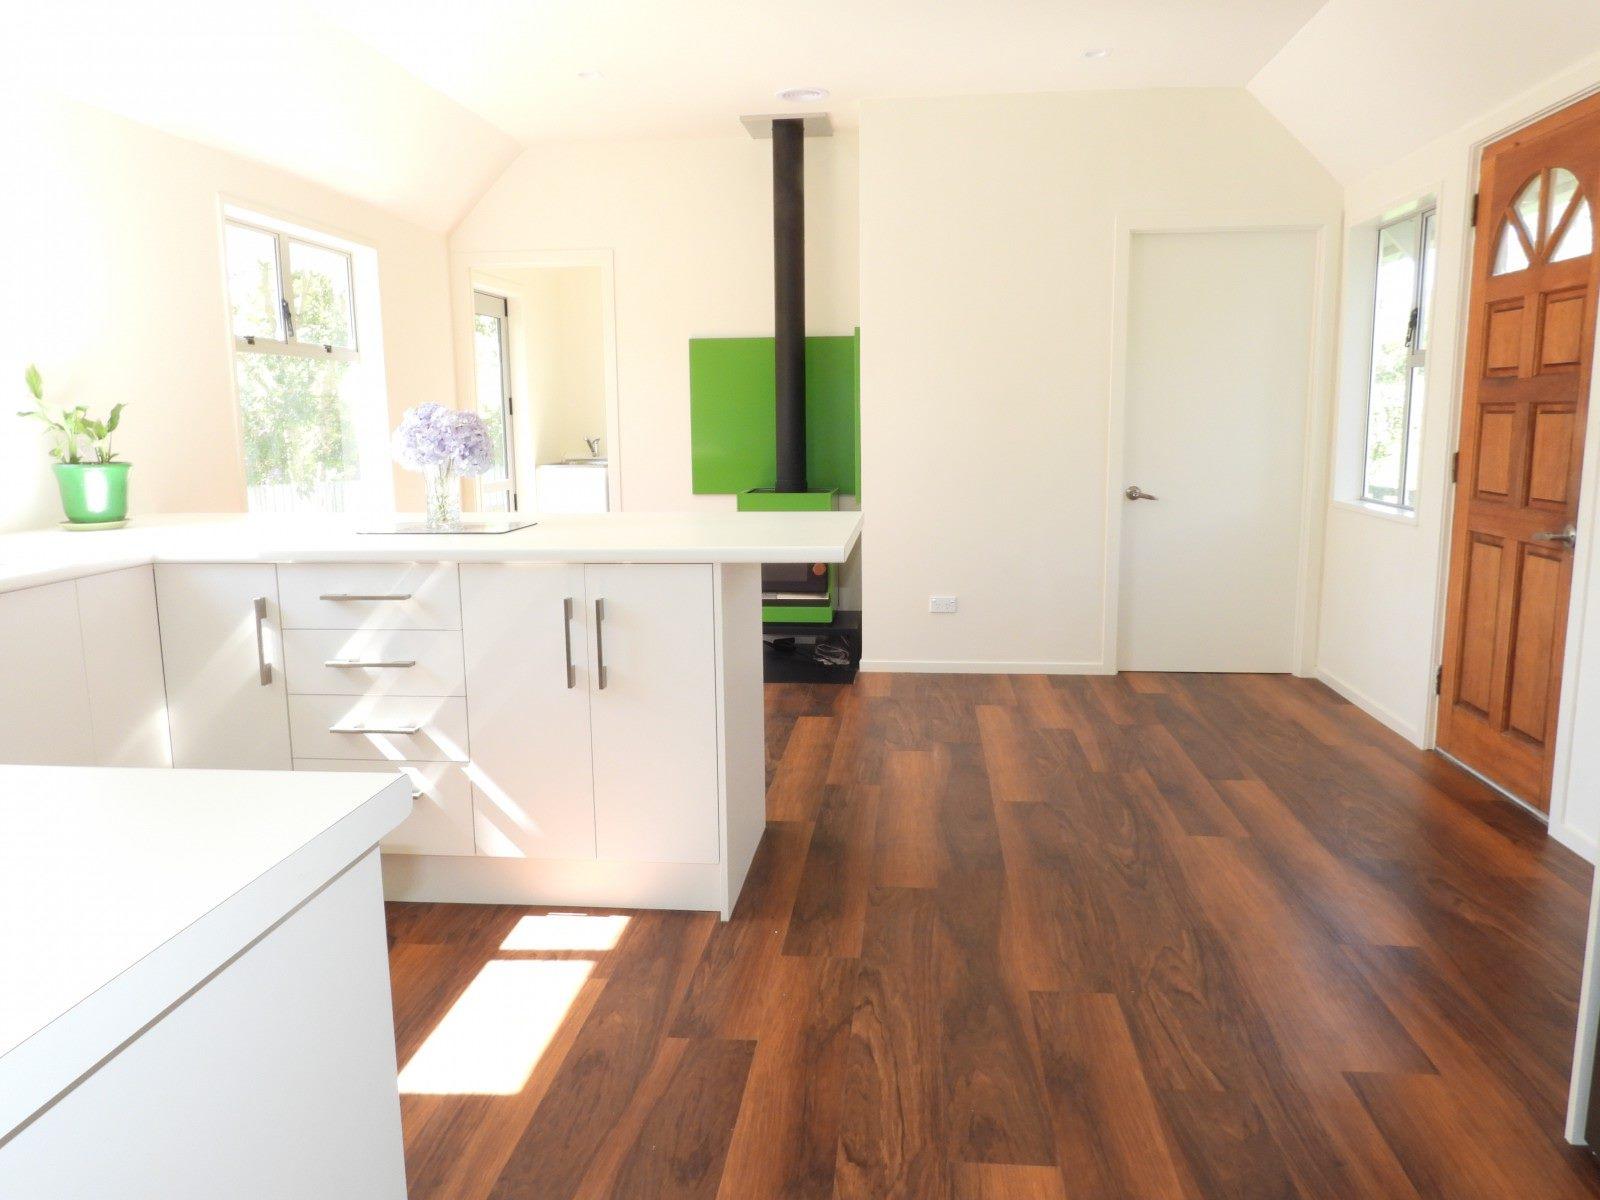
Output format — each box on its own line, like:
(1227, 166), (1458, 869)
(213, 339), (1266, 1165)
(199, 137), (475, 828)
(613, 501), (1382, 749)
(1118, 228), (1317, 672)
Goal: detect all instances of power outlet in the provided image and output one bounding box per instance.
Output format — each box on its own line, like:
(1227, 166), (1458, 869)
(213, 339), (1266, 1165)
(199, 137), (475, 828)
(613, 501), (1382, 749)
(928, 595), (958, 614)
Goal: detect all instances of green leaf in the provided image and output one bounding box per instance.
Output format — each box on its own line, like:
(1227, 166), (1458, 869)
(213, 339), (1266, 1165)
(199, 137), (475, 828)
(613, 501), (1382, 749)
(106, 403), (124, 433)
(24, 364), (42, 401)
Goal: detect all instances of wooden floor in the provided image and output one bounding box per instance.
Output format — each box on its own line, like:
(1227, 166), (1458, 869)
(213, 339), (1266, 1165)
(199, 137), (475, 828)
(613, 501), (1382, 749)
(388, 672), (1600, 1199)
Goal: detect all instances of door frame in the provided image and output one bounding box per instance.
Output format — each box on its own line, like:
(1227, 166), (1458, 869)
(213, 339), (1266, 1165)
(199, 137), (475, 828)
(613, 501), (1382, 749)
(450, 248), (624, 513)
(1428, 85), (1600, 840)
(1102, 210), (1341, 675)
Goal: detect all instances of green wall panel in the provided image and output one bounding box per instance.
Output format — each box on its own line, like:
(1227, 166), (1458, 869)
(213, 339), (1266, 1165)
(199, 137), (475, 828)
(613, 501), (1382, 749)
(690, 332), (859, 496)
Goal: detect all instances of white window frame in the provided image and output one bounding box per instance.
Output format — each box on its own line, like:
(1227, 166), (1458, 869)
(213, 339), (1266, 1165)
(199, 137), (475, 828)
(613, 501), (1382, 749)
(472, 289), (518, 512)
(227, 217), (361, 364)
(1359, 205), (1437, 511)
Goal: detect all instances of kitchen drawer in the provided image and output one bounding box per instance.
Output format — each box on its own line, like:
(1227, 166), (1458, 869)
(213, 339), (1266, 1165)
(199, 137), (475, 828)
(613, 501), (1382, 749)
(294, 759), (475, 856)
(288, 694), (469, 762)
(283, 629), (465, 697)
(277, 563), (460, 630)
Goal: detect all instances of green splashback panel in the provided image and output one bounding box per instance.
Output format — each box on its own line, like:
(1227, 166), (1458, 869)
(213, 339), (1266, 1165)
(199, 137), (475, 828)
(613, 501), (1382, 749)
(690, 332), (859, 496)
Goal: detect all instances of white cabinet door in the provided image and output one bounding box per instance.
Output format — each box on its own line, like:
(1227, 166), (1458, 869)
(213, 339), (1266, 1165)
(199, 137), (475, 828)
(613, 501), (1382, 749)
(77, 567), (172, 767)
(156, 564), (291, 769)
(585, 564), (720, 864)
(0, 581), (94, 765)
(294, 759), (476, 856)
(459, 564), (596, 860)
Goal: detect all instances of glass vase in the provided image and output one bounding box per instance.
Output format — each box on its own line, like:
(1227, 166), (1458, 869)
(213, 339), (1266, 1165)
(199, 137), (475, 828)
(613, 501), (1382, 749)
(423, 463), (461, 530)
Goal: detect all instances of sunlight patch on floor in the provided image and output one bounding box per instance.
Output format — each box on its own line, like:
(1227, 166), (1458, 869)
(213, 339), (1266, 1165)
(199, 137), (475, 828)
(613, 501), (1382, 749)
(397, 959), (592, 1095)
(499, 912), (630, 953)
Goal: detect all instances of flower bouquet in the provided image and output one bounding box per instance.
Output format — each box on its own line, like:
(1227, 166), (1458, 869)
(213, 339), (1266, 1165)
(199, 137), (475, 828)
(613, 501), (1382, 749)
(392, 404), (495, 530)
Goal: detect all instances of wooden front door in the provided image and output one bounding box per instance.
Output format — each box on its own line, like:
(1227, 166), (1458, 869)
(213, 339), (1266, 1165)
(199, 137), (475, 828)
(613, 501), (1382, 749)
(1437, 93), (1600, 812)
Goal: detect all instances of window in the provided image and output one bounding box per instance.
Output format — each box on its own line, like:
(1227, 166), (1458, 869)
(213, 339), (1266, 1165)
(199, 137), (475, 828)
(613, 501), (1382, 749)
(1360, 207), (1437, 510)
(223, 212), (387, 513)
(472, 291), (516, 512)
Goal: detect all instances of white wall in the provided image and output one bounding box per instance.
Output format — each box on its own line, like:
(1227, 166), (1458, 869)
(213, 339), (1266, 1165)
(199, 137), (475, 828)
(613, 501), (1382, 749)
(856, 89), (1341, 672)
(450, 132), (860, 514)
(0, 87), (456, 532)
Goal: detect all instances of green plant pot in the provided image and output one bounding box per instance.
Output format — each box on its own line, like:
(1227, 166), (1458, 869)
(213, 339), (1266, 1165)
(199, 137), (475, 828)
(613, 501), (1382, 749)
(53, 462), (131, 524)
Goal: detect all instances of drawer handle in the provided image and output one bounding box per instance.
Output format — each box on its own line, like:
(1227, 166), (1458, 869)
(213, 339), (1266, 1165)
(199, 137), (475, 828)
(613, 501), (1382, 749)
(562, 597), (576, 689)
(594, 597), (607, 690)
(318, 592), (414, 602)
(323, 659), (417, 669)
(329, 723), (422, 736)
(253, 596), (272, 686)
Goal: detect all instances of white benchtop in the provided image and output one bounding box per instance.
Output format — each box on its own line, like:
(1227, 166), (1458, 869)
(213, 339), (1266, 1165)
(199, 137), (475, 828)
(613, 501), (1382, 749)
(0, 766), (410, 1141)
(0, 510), (864, 594)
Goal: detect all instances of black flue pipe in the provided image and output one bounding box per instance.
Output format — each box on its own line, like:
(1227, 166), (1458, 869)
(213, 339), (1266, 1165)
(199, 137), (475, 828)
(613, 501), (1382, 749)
(772, 117), (807, 493)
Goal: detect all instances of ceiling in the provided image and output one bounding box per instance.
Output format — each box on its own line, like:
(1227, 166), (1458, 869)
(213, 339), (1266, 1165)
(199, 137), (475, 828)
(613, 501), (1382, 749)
(17, 0), (1327, 229)
(1251, 0), (1600, 183)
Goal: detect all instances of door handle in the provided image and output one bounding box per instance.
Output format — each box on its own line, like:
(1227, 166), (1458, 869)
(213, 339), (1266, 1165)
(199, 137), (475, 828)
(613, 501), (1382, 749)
(1532, 525), (1577, 549)
(562, 597), (576, 689)
(594, 597), (607, 690)
(252, 596), (272, 686)
(1124, 485), (1159, 501)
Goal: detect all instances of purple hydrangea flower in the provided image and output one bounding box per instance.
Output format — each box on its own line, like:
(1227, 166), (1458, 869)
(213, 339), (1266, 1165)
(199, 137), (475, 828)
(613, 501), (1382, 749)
(392, 404), (495, 477)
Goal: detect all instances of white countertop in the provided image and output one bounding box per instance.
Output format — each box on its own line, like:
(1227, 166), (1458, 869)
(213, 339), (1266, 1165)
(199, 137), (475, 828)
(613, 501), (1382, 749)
(0, 766), (410, 1140)
(0, 510), (863, 594)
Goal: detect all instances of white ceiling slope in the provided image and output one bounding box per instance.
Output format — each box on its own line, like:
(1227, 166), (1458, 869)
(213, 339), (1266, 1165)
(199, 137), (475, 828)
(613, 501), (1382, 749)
(321, 0), (1326, 144)
(12, 0), (520, 232)
(1250, 0), (1600, 184)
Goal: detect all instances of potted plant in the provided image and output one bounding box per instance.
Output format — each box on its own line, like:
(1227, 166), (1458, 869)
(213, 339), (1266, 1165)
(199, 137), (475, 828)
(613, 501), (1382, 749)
(18, 365), (130, 526)
(391, 403), (494, 530)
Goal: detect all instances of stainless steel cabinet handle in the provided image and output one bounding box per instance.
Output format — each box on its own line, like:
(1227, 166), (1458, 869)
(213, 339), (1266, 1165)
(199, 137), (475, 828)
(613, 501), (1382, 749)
(323, 659), (417, 669)
(594, 597), (607, 690)
(318, 592), (414, 601)
(1532, 525), (1578, 549)
(252, 596), (272, 686)
(1124, 484), (1160, 501)
(328, 723), (422, 736)
(562, 597), (577, 689)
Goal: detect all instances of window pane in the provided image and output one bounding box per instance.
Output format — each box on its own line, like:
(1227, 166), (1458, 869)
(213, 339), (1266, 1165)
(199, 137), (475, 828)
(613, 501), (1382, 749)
(473, 313), (512, 513)
(1513, 173), (1543, 243)
(1404, 364), (1425, 509)
(1550, 168), (1580, 233)
(1492, 220), (1530, 275)
(1363, 215), (1420, 505)
(236, 352), (360, 513)
(1553, 197), (1593, 262)
(1416, 210), (1438, 352)
(225, 223), (282, 340)
(289, 240), (356, 349)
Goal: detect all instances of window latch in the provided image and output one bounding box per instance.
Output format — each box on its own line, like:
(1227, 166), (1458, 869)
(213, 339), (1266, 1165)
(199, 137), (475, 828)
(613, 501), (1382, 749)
(281, 297), (295, 340)
(1404, 306), (1419, 350)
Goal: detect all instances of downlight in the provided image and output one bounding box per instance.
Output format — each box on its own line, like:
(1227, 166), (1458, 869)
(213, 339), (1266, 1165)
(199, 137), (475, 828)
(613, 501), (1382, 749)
(777, 86), (829, 104)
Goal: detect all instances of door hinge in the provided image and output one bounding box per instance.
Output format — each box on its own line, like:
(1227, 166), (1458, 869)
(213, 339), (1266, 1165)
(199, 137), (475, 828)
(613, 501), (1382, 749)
(1435, 665), (1443, 695)
(1451, 451), (1460, 483)
(1470, 192), (1479, 228)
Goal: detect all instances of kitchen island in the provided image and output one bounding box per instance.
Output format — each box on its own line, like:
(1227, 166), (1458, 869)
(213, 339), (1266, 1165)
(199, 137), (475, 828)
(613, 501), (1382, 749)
(0, 510), (863, 917)
(0, 765), (411, 1199)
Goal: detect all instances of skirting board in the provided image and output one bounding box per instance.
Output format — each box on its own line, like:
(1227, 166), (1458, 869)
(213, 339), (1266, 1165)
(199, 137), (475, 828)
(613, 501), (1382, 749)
(1548, 818), (1598, 865)
(382, 853), (728, 917)
(1314, 668), (1426, 748)
(858, 658), (1111, 675)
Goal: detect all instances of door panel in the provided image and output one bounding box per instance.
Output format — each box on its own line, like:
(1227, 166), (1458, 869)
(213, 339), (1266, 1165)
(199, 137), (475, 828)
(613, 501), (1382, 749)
(585, 564), (720, 864)
(459, 564), (595, 861)
(1436, 92), (1600, 810)
(156, 564), (291, 770)
(1118, 228), (1317, 672)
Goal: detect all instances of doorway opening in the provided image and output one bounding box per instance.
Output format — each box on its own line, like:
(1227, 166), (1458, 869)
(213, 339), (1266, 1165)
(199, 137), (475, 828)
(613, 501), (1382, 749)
(461, 259), (617, 515)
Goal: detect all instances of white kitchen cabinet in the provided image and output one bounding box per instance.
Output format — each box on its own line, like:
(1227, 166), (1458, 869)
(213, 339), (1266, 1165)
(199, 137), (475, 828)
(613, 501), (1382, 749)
(0, 581), (94, 766)
(155, 564), (291, 770)
(294, 759), (476, 856)
(585, 564), (720, 864)
(459, 564), (597, 860)
(76, 567), (171, 767)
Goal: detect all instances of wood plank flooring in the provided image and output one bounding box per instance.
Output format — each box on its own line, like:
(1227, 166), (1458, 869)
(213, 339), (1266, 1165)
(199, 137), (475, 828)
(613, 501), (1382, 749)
(387, 672), (1600, 1199)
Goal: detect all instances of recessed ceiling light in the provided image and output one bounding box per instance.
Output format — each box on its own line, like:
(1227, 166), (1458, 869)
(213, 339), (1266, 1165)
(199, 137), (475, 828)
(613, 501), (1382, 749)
(777, 86), (829, 104)
(577, 69), (604, 80)
(1082, 48), (1112, 60)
